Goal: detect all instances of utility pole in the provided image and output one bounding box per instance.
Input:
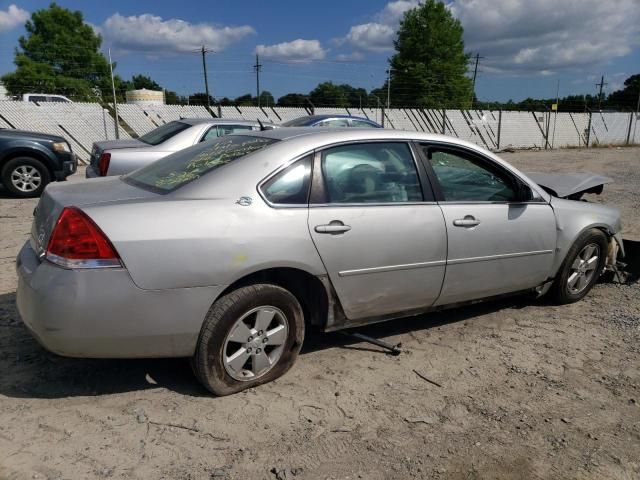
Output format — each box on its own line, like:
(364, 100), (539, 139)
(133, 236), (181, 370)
(108, 48), (119, 139)
(551, 79), (560, 148)
(595, 75), (607, 111)
(471, 53), (484, 108)
(386, 68), (392, 109)
(632, 87), (640, 144)
(254, 54), (262, 107)
(201, 46), (212, 110)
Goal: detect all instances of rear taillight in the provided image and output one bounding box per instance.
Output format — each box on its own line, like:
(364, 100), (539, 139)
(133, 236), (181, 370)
(98, 152), (111, 176)
(46, 207), (121, 268)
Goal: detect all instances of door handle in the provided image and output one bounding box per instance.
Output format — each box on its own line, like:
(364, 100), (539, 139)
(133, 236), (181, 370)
(453, 216), (480, 227)
(315, 221), (351, 234)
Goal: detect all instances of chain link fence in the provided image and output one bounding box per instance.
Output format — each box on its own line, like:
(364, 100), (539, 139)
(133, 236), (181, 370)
(0, 100), (638, 163)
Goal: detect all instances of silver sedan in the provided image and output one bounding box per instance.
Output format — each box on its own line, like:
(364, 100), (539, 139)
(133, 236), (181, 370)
(17, 128), (624, 395)
(85, 118), (275, 177)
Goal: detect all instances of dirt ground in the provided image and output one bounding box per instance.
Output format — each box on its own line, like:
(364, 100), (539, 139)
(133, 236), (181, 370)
(1, 147), (639, 480)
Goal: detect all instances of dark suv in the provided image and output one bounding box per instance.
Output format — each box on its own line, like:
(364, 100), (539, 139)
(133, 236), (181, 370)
(0, 128), (77, 197)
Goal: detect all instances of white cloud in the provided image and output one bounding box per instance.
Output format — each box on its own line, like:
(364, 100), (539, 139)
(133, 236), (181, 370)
(448, 0), (640, 73)
(255, 39), (327, 62)
(339, 0), (419, 54)
(343, 23), (396, 53)
(102, 13), (255, 53)
(0, 4), (28, 32)
(375, 0), (421, 24)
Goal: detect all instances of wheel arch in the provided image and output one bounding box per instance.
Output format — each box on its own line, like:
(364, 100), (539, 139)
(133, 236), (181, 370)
(552, 222), (614, 277)
(215, 267), (333, 331)
(0, 147), (56, 177)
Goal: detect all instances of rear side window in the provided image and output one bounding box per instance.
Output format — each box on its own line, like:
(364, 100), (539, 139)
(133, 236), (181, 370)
(217, 124), (254, 136)
(201, 125), (256, 142)
(139, 121), (191, 146)
(319, 118), (350, 127)
(351, 119), (378, 128)
(124, 135), (277, 193)
(261, 156), (312, 205)
(281, 117), (312, 127)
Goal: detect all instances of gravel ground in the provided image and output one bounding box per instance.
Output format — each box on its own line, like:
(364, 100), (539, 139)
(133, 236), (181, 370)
(1, 147), (639, 480)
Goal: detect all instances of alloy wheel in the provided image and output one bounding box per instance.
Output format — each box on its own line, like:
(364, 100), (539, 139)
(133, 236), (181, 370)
(567, 243), (600, 294)
(10, 165), (42, 193)
(222, 306), (289, 381)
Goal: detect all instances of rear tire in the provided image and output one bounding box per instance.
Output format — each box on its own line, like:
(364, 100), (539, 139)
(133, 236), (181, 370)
(193, 284), (305, 396)
(1, 157), (51, 198)
(551, 229), (608, 304)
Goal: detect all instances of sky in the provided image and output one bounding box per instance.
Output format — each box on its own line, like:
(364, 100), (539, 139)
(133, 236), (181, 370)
(0, 0), (639, 104)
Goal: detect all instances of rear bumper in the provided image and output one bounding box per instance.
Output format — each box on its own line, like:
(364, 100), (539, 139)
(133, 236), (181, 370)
(15, 241), (226, 358)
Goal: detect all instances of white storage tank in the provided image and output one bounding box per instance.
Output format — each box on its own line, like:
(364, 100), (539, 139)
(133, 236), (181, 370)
(125, 88), (164, 106)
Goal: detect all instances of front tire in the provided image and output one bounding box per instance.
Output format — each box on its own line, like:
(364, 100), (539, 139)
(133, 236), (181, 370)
(193, 284), (305, 396)
(1, 157), (51, 198)
(551, 228), (608, 304)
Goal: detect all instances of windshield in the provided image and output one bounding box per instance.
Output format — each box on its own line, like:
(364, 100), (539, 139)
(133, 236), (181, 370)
(124, 135), (277, 193)
(139, 121), (191, 146)
(282, 117), (314, 127)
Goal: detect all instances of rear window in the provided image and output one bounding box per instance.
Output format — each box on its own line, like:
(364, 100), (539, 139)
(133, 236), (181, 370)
(139, 121), (191, 146)
(281, 117), (312, 127)
(124, 135), (277, 193)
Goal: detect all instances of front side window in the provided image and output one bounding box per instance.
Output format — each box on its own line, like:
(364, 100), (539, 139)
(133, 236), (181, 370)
(261, 156), (312, 205)
(139, 121), (191, 146)
(125, 135), (277, 193)
(321, 142), (423, 204)
(426, 148), (517, 202)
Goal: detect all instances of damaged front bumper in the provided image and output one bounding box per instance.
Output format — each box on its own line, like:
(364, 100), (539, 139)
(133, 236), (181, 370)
(607, 233), (640, 284)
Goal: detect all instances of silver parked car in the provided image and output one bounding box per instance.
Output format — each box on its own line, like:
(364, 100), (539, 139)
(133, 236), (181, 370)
(17, 128), (624, 395)
(86, 118), (275, 177)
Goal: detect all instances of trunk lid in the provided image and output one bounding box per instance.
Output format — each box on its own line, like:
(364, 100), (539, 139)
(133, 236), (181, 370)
(90, 139), (147, 169)
(31, 177), (157, 256)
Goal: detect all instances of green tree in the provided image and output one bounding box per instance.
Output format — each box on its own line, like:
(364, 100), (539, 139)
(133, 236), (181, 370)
(258, 90), (275, 107)
(128, 75), (162, 91)
(388, 0), (472, 108)
(1, 2), (112, 101)
(606, 74), (640, 110)
(309, 82), (349, 107)
(189, 92), (214, 105)
(234, 93), (254, 106)
(277, 93), (308, 107)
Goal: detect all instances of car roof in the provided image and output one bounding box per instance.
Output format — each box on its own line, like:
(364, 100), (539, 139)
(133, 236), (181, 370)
(237, 126), (454, 143)
(176, 126), (550, 204)
(303, 114), (373, 121)
(179, 118), (274, 126)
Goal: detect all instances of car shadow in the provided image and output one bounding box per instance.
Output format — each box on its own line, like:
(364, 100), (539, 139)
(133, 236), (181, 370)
(0, 290), (539, 400)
